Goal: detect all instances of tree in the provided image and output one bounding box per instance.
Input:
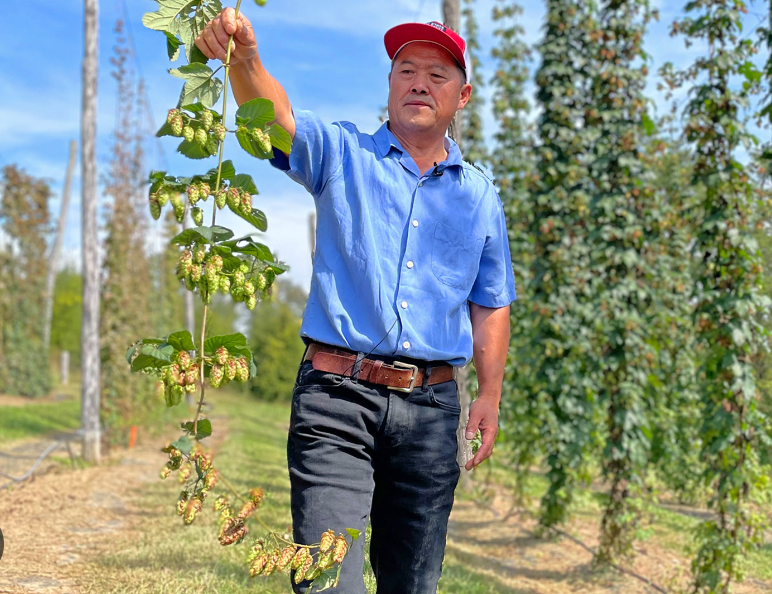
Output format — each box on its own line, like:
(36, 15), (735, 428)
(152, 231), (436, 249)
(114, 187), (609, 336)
(51, 268), (84, 364)
(0, 165), (53, 397)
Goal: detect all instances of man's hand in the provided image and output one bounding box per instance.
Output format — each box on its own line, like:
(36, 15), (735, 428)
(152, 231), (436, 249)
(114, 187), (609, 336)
(195, 7), (257, 65)
(464, 396), (499, 470)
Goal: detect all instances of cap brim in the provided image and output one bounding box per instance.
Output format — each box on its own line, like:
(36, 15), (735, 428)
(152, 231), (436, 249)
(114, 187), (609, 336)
(384, 23), (466, 70)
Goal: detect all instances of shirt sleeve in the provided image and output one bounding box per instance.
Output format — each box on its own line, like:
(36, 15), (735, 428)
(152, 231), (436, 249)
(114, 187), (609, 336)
(269, 110), (345, 197)
(469, 190), (517, 308)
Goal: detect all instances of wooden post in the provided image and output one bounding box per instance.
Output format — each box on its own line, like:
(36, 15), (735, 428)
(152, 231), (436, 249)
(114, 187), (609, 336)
(60, 350), (70, 386)
(80, 0), (101, 463)
(44, 140), (77, 351)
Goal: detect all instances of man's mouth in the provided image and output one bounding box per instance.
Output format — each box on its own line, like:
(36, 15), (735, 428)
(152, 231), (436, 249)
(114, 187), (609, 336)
(405, 101), (431, 107)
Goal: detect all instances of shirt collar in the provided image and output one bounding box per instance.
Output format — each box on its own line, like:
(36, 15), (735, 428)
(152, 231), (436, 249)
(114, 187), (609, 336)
(374, 121), (464, 170)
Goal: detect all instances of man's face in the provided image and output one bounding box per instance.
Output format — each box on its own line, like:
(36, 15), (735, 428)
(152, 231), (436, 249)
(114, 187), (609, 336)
(387, 42), (471, 138)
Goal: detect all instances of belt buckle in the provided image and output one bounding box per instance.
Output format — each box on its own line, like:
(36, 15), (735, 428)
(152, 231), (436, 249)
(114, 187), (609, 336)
(388, 361), (418, 393)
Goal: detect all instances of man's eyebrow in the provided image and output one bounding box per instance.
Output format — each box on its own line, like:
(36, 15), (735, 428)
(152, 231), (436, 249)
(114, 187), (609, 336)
(395, 59), (450, 72)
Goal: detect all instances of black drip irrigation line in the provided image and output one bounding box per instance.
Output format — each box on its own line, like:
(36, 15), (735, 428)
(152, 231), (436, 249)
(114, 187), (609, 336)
(0, 438), (75, 490)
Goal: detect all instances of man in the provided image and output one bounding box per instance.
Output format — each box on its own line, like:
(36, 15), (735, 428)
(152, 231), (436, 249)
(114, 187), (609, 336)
(196, 10), (515, 594)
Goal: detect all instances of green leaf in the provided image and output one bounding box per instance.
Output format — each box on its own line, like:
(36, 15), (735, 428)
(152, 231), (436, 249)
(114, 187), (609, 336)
(177, 138), (213, 160)
(169, 63), (223, 109)
(235, 97), (275, 128)
(143, 0), (197, 34)
(223, 239), (274, 261)
(163, 30), (182, 61)
(641, 112), (657, 136)
(131, 342), (175, 372)
(313, 565), (343, 591)
(268, 124), (292, 154)
(165, 385), (183, 407)
(203, 332), (248, 355)
(166, 330), (196, 352)
(233, 206), (268, 232)
(205, 160), (236, 181)
(230, 173), (258, 195)
(171, 434), (193, 455)
(236, 126), (274, 160)
(183, 419), (213, 439)
(171, 225), (234, 245)
(345, 528), (361, 540)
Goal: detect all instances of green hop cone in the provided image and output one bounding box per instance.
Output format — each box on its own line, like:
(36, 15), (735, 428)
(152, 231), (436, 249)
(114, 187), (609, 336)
(246, 294), (257, 310)
(317, 550), (334, 571)
(206, 135), (219, 156)
(184, 498), (202, 525)
(213, 495), (229, 512)
(199, 182), (211, 200)
(210, 255), (223, 271)
(319, 530), (335, 554)
(192, 207), (204, 226)
(227, 187), (240, 211)
(235, 358), (250, 382)
(231, 286), (245, 302)
(177, 250), (193, 278)
(262, 551), (279, 576)
(295, 554), (314, 584)
(157, 190), (170, 207)
(174, 203), (185, 223)
(203, 468), (218, 490)
(215, 346), (229, 365)
(219, 275), (231, 294)
(166, 108), (179, 125)
(170, 191), (183, 211)
(194, 128), (208, 146)
(187, 184), (200, 205)
(212, 123), (226, 142)
(210, 364), (224, 388)
(332, 535), (348, 564)
(149, 198), (161, 220)
(176, 350), (191, 370)
(240, 191), (252, 214)
(225, 358), (238, 382)
(190, 264), (202, 283)
(243, 281), (255, 295)
(205, 262), (218, 285)
(239, 261), (250, 274)
(182, 125), (195, 143)
(250, 553), (269, 577)
(171, 114), (184, 137)
(255, 273), (268, 292)
(184, 276), (196, 291)
(251, 127), (272, 154)
(193, 244), (206, 263)
(201, 109), (214, 131)
(277, 545), (297, 572)
(291, 547), (309, 571)
(233, 270), (246, 286)
(215, 188), (227, 209)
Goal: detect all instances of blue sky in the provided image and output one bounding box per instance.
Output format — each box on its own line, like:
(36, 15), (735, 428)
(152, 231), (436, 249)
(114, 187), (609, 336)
(0, 0), (767, 289)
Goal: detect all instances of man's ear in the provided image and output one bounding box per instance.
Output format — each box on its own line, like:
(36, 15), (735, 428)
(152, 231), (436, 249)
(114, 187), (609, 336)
(457, 82), (472, 110)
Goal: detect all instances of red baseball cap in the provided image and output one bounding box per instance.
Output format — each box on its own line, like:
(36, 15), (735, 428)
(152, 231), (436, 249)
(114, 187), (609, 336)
(384, 21), (467, 71)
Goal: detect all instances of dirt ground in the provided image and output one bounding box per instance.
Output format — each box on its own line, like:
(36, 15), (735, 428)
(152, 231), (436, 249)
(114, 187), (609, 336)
(1, 436), (770, 594)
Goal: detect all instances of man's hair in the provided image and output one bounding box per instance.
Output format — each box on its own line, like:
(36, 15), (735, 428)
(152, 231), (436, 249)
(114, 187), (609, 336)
(390, 51), (467, 86)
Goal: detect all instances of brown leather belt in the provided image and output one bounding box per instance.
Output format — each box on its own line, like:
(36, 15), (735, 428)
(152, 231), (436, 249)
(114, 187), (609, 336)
(303, 343), (455, 393)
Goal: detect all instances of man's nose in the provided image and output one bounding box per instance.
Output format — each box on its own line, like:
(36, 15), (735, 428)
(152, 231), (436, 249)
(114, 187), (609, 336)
(411, 86), (428, 94)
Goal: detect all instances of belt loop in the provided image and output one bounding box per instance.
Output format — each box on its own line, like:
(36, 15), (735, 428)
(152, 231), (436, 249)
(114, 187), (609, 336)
(351, 351), (366, 383)
(421, 365), (432, 391)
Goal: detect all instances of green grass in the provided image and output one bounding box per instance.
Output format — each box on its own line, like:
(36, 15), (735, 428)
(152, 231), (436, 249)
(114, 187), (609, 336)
(0, 398), (81, 445)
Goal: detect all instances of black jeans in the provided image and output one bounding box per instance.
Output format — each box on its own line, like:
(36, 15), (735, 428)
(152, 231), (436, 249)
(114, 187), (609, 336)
(287, 358), (461, 594)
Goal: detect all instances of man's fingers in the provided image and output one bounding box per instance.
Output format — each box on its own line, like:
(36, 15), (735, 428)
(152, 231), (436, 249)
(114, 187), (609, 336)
(464, 410), (481, 441)
(212, 20), (232, 49)
(465, 426), (497, 470)
(194, 33), (216, 60)
(234, 14), (254, 44)
(221, 7), (237, 34)
(202, 27), (227, 61)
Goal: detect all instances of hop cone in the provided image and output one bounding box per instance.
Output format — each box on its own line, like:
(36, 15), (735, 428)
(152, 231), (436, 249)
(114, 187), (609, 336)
(233, 270), (245, 286)
(291, 547), (309, 571)
(237, 500), (256, 520)
(246, 294), (257, 310)
(332, 535), (348, 563)
(205, 262), (218, 285)
(227, 187), (240, 211)
(213, 495), (229, 511)
(203, 468), (218, 490)
(160, 466), (171, 479)
(201, 110), (214, 131)
(295, 553), (314, 584)
(206, 136), (219, 156)
(157, 190), (170, 207)
(215, 188), (227, 209)
(192, 207), (204, 226)
(304, 565), (322, 582)
(194, 128), (208, 145)
(219, 518), (248, 545)
(182, 126), (195, 143)
(252, 127), (272, 154)
(184, 498), (202, 524)
(184, 369), (198, 387)
(213, 123), (226, 142)
(210, 254), (223, 271)
(149, 198), (161, 220)
(243, 281), (255, 295)
(255, 273), (268, 292)
(262, 551), (279, 576)
(171, 114), (184, 136)
(319, 530), (335, 554)
(199, 182), (211, 199)
(210, 364), (224, 388)
(193, 244), (207, 263)
(189, 265), (202, 282)
(215, 346), (229, 365)
(250, 553), (269, 577)
(166, 108), (179, 125)
(187, 184), (200, 204)
(225, 358), (238, 381)
(235, 358), (249, 383)
(240, 191), (252, 213)
(317, 550), (334, 571)
(219, 275), (231, 294)
(250, 487), (264, 506)
(176, 350), (191, 370)
(239, 261), (250, 274)
(277, 545), (297, 572)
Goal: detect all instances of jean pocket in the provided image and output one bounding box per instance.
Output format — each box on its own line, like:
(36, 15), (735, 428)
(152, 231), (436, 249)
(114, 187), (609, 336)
(431, 222), (484, 290)
(429, 381), (461, 414)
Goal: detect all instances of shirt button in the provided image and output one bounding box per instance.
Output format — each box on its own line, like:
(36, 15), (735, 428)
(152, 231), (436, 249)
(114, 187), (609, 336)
(403, 341), (411, 349)
(412, 220), (418, 228)
(406, 261), (414, 269)
(401, 301), (408, 309)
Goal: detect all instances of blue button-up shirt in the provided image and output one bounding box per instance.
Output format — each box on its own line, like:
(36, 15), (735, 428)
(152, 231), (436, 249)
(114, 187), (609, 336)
(270, 110), (516, 366)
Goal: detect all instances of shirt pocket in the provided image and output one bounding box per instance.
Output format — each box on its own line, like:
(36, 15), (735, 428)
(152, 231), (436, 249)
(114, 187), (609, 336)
(431, 222), (484, 291)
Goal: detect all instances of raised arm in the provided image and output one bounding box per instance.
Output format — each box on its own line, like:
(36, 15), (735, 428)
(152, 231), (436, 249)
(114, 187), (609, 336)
(195, 7), (296, 139)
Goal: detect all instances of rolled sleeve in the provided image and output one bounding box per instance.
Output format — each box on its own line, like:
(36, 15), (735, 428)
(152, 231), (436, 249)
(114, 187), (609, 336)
(269, 110), (344, 197)
(469, 195), (517, 308)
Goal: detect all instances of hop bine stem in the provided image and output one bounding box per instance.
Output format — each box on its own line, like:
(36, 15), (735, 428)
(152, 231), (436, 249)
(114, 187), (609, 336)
(194, 0), (243, 438)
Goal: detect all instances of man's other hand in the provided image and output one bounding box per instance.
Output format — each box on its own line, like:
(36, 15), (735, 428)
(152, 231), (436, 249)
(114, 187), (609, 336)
(195, 7), (257, 65)
(464, 396), (499, 470)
